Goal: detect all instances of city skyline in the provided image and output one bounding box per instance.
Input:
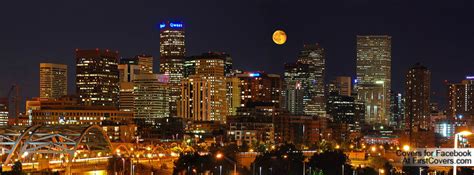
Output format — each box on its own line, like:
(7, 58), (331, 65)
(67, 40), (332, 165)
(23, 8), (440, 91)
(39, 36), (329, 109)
(2, 0), (474, 108)
(2, 1), (474, 174)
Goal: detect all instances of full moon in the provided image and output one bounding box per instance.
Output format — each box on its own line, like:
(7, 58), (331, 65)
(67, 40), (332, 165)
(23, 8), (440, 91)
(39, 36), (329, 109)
(272, 30), (287, 45)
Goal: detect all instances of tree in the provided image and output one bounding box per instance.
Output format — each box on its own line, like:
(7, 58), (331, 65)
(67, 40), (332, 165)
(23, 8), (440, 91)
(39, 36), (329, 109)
(354, 166), (377, 175)
(368, 156), (393, 173)
(12, 161), (22, 174)
(309, 150), (351, 175)
(173, 152), (215, 174)
(251, 143), (305, 175)
(240, 141), (250, 152)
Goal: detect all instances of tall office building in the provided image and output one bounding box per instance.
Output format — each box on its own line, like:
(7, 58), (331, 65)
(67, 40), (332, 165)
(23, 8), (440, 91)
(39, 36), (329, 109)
(159, 21), (185, 117)
(178, 53), (227, 122)
(133, 74), (170, 125)
(184, 52), (233, 78)
(0, 98), (7, 126)
(356, 35), (392, 125)
(297, 44), (326, 98)
(226, 77), (241, 116)
(282, 44), (325, 116)
(137, 55), (153, 74)
(118, 59), (140, 82)
(39, 63), (67, 99)
(405, 63), (431, 131)
(224, 55), (233, 77)
(236, 71), (282, 108)
(118, 58), (140, 112)
(447, 76), (474, 119)
(76, 49), (119, 107)
(119, 82), (134, 112)
(283, 62), (310, 115)
(328, 76), (352, 97)
(118, 56), (154, 112)
(390, 91), (405, 129)
(326, 92), (362, 132)
(297, 44), (326, 116)
(120, 55), (153, 75)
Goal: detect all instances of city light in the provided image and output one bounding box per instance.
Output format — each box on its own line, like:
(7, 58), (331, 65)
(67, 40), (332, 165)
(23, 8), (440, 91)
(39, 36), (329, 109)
(3, 3), (473, 174)
(458, 130), (472, 136)
(249, 73), (261, 77)
(402, 145), (410, 151)
(371, 146), (376, 152)
(216, 153), (223, 159)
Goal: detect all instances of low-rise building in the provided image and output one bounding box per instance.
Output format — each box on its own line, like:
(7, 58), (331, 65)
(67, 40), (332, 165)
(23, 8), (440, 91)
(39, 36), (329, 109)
(273, 115), (329, 145)
(27, 97), (133, 125)
(101, 120), (137, 142)
(227, 116), (274, 146)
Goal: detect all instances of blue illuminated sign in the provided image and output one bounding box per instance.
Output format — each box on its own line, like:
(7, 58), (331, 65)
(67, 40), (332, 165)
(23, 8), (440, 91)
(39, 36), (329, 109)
(467, 76), (474, 80)
(170, 22), (183, 28)
(158, 22), (183, 29)
(159, 23), (166, 29)
(249, 73), (260, 77)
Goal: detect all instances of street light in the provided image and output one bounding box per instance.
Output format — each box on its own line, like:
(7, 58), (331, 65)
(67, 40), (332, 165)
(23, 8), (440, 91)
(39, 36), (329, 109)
(402, 145), (410, 152)
(371, 146), (377, 152)
(216, 153), (223, 159)
(216, 153), (237, 175)
(453, 130), (472, 175)
(379, 169), (384, 175)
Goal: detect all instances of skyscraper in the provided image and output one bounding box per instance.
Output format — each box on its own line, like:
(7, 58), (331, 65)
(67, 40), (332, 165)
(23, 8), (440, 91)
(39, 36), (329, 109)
(326, 92), (362, 132)
(356, 35), (392, 125)
(236, 71), (282, 108)
(226, 77), (241, 116)
(297, 44), (326, 116)
(39, 63), (67, 99)
(137, 55), (153, 74)
(184, 52), (233, 78)
(447, 76), (474, 119)
(118, 58), (140, 112)
(283, 62), (310, 115)
(0, 98), (7, 126)
(404, 63), (431, 131)
(159, 21), (185, 117)
(297, 44), (326, 99)
(390, 91), (405, 129)
(133, 74), (170, 125)
(328, 76), (352, 97)
(282, 44), (325, 116)
(178, 53), (227, 122)
(76, 49), (119, 107)
(118, 58), (140, 82)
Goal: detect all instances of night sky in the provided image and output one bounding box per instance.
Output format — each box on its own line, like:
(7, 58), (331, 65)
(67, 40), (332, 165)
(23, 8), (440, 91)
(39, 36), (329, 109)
(1, 0), (474, 109)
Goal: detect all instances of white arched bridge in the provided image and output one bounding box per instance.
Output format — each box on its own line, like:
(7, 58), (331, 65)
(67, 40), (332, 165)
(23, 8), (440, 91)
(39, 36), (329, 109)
(0, 124), (186, 174)
(0, 125), (113, 166)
